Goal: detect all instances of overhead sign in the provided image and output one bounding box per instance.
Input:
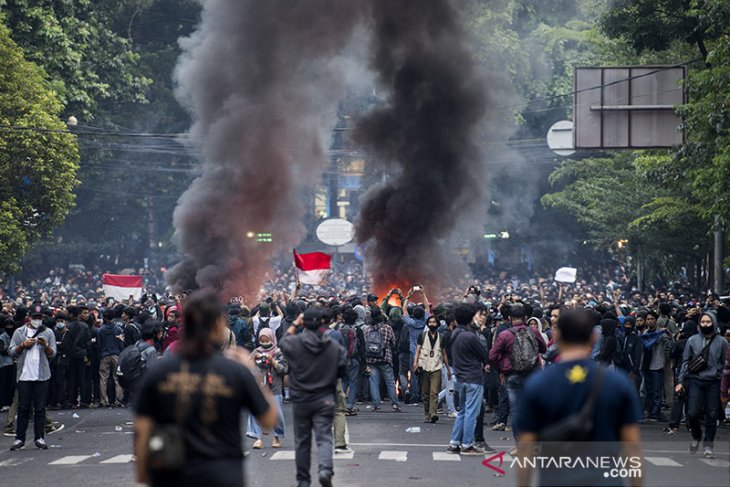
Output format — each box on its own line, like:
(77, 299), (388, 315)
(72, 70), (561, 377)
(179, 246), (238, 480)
(574, 66), (685, 149)
(316, 218), (354, 246)
(547, 120), (575, 156)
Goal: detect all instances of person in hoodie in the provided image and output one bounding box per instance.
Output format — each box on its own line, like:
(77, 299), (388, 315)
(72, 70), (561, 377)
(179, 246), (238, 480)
(616, 316), (642, 393)
(279, 308), (347, 487)
(97, 309), (124, 407)
(665, 320), (697, 435)
(596, 318), (619, 366)
(247, 327), (288, 449)
(676, 311), (727, 458)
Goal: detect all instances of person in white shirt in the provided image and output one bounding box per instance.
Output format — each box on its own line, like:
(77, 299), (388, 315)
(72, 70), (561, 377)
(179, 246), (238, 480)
(8, 305), (56, 450)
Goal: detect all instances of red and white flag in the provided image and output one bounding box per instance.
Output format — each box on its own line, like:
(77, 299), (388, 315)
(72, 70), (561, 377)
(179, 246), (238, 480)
(102, 274), (143, 301)
(293, 250), (331, 286)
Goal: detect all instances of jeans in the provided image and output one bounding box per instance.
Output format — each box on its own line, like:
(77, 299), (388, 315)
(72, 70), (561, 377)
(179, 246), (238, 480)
(686, 379), (721, 447)
(644, 369), (663, 418)
(438, 365), (455, 414)
(419, 369), (441, 419)
(247, 394), (285, 438)
(450, 381), (483, 449)
(368, 363), (399, 407)
(16, 380), (49, 443)
(99, 355), (123, 406)
(292, 396), (335, 485)
(345, 358), (360, 408)
(505, 374), (527, 435)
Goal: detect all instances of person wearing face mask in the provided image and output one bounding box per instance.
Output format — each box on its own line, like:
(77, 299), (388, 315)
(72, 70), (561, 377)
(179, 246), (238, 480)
(8, 305), (56, 450)
(676, 311), (727, 458)
(247, 328), (288, 449)
(413, 315), (450, 423)
(50, 313), (72, 409)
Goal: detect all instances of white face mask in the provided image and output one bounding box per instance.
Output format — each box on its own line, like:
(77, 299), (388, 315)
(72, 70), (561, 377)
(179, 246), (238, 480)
(30, 319), (42, 329)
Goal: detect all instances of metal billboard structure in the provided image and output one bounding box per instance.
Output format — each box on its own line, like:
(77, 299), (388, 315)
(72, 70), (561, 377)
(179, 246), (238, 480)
(573, 66), (686, 149)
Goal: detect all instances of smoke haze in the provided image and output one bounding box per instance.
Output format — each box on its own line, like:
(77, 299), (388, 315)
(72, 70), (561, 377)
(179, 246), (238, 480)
(166, 0), (363, 299)
(354, 0), (490, 293)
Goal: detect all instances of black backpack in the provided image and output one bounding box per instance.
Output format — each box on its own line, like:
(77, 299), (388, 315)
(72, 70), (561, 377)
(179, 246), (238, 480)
(365, 325), (385, 360)
(117, 342), (152, 389)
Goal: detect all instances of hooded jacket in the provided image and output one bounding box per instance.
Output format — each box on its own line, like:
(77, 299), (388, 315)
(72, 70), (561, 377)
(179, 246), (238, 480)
(678, 314), (726, 383)
(279, 328), (347, 403)
(97, 321), (124, 358)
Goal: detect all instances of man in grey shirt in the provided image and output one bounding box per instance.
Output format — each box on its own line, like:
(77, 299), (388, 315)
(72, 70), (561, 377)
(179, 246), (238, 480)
(9, 305), (56, 450)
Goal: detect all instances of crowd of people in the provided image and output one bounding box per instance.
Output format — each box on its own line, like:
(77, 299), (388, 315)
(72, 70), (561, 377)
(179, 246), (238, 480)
(1, 263), (730, 485)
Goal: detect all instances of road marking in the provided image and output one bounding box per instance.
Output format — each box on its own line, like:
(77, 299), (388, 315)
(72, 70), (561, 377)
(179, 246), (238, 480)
(100, 454), (134, 464)
(269, 451), (296, 460)
(352, 442), (445, 448)
(432, 452), (460, 461)
(700, 459), (730, 468)
(378, 451), (408, 462)
(49, 455), (93, 465)
(643, 457), (683, 467)
(0, 457), (34, 467)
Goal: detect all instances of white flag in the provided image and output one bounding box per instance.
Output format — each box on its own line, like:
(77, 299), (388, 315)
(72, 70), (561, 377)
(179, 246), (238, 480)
(554, 267), (577, 283)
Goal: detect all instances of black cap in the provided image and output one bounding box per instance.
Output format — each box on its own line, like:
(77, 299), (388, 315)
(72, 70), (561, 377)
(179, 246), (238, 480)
(367, 293), (378, 302)
(30, 304), (43, 317)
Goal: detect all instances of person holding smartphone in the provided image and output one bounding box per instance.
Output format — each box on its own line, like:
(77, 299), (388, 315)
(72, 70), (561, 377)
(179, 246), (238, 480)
(8, 305), (57, 450)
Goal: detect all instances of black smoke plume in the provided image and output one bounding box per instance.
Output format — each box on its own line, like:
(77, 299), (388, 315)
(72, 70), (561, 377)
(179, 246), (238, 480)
(354, 0), (489, 293)
(166, 0), (363, 299)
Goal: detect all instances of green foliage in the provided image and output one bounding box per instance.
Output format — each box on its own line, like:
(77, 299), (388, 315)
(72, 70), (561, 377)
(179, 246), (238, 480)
(0, 0), (152, 120)
(0, 22), (79, 272)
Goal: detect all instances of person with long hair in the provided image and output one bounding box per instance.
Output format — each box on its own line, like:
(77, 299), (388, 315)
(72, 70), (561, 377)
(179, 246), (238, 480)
(133, 291), (276, 486)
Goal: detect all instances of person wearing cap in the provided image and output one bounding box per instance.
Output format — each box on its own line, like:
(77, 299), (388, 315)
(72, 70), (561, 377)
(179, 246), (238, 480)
(8, 305), (56, 450)
(676, 311), (727, 458)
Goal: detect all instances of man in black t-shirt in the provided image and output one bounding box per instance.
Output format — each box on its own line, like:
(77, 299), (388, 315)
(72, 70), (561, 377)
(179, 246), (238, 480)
(515, 310), (642, 487)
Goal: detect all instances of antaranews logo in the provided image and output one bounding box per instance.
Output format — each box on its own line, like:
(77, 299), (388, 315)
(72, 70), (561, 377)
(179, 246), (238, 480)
(482, 451), (509, 475)
(482, 450), (643, 480)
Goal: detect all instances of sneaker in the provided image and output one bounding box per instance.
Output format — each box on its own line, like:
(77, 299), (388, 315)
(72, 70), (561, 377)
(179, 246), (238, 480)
(318, 473), (332, 487)
(663, 427), (678, 435)
(272, 437), (281, 448)
(446, 445), (460, 454)
(392, 404), (401, 412)
(460, 446), (486, 456)
(505, 426), (512, 432)
(334, 446), (353, 454)
(430, 415), (439, 423)
(436, 407), (444, 414)
(252, 439), (264, 449)
(703, 447), (715, 458)
(474, 442), (497, 453)
(3, 430), (16, 437)
(0, 406), (9, 412)
(448, 412), (458, 418)
(373, 406), (382, 412)
(10, 439), (24, 451)
(689, 440), (700, 455)
(492, 422), (506, 431)
(35, 438), (48, 449)
(345, 408), (358, 417)
(46, 423), (65, 435)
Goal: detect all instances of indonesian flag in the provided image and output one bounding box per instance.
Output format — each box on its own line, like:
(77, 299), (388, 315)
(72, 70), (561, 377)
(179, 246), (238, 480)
(102, 274), (143, 301)
(293, 250), (332, 286)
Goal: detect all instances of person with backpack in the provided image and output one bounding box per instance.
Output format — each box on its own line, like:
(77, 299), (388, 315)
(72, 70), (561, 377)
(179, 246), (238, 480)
(515, 309), (643, 487)
(489, 304), (546, 437)
(340, 307), (364, 415)
(676, 311), (727, 458)
(117, 320), (159, 401)
(252, 301), (283, 344)
(122, 307), (142, 348)
(413, 315), (450, 423)
(362, 308), (401, 412)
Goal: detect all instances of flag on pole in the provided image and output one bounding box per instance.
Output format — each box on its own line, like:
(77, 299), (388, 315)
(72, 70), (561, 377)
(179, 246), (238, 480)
(554, 267), (578, 283)
(102, 274), (143, 301)
(293, 250), (332, 286)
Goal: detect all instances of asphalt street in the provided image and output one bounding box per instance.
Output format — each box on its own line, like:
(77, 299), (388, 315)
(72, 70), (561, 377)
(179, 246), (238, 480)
(0, 404), (728, 487)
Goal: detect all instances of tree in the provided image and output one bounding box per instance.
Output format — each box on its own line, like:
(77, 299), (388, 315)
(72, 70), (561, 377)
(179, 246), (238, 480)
(0, 23), (79, 272)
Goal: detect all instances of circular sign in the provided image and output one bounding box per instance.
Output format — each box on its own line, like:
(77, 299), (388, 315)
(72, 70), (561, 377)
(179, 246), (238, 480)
(316, 219), (354, 246)
(547, 120), (575, 156)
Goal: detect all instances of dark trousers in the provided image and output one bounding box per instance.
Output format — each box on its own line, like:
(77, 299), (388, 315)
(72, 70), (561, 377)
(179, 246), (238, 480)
(495, 382), (509, 424)
(644, 369), (663, 418)
(686, 379), (721, 447)
(84, 356), (100, 404)
(0, 364), (15, 407)
(16, 380), (49, 443)
(50, 363), (67, 406)
(67, 358), (86, 406)
(419, 369), (441, 419)
(293, 396), (335, 486)
(668, 391), (687, 429)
